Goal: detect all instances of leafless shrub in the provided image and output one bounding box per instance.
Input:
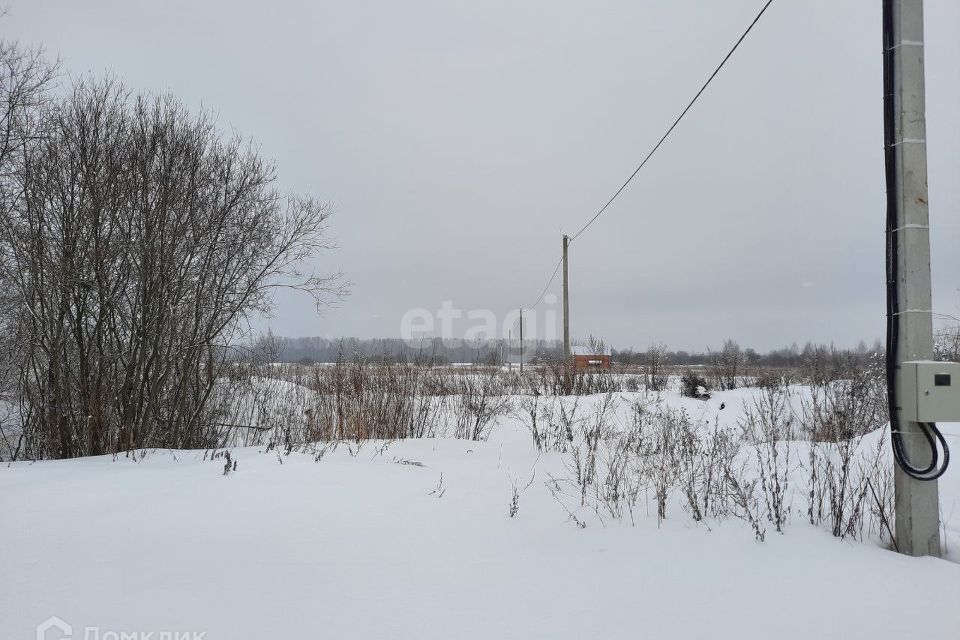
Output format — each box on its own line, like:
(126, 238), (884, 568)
(643, 408), (741, 525)
(642, 408), (679, 524)
(597, 429), (642, 522)
(645, 343), (669, 392)
(802, 383), (890, 540)
(295, 356), (444, 444)
(866, 462), (896, 550)
(543, 353), (575, 396)
(515, 393), (542, 451)
(545, 474), (588, 529)
(550, 397), (580, 452)
(674, 411), (706, 521)
(802, 361), (886, 443)
(709, 340), (745, 391)
(741, 386), (794, 532)
(699, 423), (743, 519)
(535, 373), (892, 546)
(622, 375), (641, 392)
(799, 344), (873, 386)
(508, 466), (536, 518)
(222, 450), (235, 476)
(566, 392), (616, 507)
(754, 368), (791, 390)
(723, 459), (766, 542)
(449, 369), (511, 440)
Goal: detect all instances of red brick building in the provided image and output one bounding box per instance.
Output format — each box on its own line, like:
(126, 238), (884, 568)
(571, 346), (611, 371)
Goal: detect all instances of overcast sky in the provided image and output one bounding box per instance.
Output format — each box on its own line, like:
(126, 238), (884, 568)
(5, 0), (958, 352)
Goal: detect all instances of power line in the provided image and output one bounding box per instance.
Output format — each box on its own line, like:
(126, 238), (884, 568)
(569, 0), (775, 242)
(519, 0), (775, 314)
(527, 256), (563, 309)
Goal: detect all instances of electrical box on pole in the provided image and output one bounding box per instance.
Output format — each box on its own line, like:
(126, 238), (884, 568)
(899, 361), (960, 423)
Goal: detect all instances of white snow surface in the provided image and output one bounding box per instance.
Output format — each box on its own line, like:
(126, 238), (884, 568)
(2, 388), (959, 640)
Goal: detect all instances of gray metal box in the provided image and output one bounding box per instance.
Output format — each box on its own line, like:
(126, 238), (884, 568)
(900, 361), (960, 423)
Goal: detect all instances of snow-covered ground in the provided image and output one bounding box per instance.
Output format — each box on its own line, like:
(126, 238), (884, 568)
(2, 389), (959, 639)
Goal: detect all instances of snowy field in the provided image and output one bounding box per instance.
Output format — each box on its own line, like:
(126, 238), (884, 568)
(2, 388), (959, 640)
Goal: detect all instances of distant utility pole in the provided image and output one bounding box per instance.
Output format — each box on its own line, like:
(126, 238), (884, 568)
(519, 309), (524, 374)
(562, 235), (570, 359)
(884, 0), (941, 556)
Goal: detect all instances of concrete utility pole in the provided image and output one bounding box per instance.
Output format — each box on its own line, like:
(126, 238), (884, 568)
(562, 235), (570, 359)
(884, 0), (941, 557)
(518, 309), (524, 374)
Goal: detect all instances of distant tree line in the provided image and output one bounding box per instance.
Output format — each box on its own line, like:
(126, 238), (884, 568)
(267, 336), (556, 365)
(612, 339), (884, 369)
(269, 335), (886, 369)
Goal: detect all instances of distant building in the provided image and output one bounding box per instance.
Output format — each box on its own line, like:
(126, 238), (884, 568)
(571, 345), (611, 371)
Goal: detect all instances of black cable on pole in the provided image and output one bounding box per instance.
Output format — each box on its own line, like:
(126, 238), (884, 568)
(882, 0), (948, 481)
(528, 256), (563, 310)
(569, 0), (775, 243)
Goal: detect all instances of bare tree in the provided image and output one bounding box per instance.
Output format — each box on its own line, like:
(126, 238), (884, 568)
(0, 39), (57, 459)
(709, 339), (744, 391)
(645, 342), (669, 392)
(0, 78), (345, 459)
(0, 39), (57, 174)
(587, 334), (607, 356)
(935, 317), (960, 362)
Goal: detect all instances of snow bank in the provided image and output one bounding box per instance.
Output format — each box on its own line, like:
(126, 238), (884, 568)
(2, 388), (959, 639)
